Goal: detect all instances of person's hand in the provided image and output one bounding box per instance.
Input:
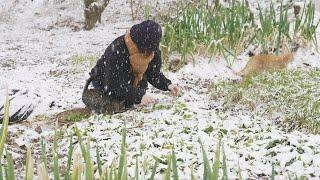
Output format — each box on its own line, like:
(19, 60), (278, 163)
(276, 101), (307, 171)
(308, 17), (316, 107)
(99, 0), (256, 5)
(168, 84), (180, 96)
(140, 94), (155, 105)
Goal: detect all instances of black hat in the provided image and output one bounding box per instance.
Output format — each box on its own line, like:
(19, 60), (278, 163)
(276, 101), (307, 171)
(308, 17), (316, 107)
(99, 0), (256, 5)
(130, 20), (162, 52)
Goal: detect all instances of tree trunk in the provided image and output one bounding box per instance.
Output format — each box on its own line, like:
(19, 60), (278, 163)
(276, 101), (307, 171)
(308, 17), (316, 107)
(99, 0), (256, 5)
(214, 0), (220, 9)
(84, 0), (110, 30)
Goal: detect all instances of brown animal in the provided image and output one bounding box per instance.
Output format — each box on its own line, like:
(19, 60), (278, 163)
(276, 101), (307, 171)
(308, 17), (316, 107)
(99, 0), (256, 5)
(82, 76), (125, 114)
(236, 53), (294, 78)
(54, 77), (125, 124)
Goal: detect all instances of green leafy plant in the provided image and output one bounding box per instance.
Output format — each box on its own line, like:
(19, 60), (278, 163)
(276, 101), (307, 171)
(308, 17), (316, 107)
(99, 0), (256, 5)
(0, 89), (9, 158)
(199, 138), (226, 180)
(211, 69), (320, 133)
(256, 2), (291, 54)
(161, 0), (254, 68)
(64, 112), (90, 122)
(70, 54), (99, 68)
(294, 1), (320, 49)
(162, 0), (319, 69)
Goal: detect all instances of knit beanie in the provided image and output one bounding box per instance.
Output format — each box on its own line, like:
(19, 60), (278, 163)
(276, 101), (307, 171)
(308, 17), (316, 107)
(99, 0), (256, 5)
(130, 20), (162, 52)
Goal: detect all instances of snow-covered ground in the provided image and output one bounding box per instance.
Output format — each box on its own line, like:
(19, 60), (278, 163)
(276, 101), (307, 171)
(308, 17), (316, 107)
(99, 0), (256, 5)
(1, 0), (320, 179)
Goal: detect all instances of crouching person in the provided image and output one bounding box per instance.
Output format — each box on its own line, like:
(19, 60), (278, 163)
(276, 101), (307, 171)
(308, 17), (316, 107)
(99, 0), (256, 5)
(82, 20), (179, 114)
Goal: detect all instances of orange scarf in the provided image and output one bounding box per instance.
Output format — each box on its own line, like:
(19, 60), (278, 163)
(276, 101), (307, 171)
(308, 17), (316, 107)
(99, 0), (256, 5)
(124, 30), (155, 88)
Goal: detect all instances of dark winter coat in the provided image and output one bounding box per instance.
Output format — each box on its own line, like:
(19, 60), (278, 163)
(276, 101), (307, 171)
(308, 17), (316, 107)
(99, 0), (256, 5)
(89, 35), (172, 107)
